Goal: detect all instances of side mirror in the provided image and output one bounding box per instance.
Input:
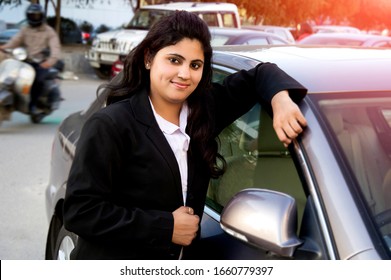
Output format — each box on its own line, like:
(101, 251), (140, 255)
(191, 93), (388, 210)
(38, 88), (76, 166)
(220, 188), (302, 257)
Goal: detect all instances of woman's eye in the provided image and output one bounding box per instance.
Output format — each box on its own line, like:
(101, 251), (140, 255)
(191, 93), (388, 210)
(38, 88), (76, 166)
(169, 57), (180, 64)
(191, 63), (201, 70)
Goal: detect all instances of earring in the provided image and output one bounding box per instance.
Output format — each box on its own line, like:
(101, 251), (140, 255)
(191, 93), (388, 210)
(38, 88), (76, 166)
(145, 63), (150, 69)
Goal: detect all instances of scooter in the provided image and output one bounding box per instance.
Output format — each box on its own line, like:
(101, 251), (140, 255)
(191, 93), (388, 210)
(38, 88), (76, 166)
(0, 47), (63, 125)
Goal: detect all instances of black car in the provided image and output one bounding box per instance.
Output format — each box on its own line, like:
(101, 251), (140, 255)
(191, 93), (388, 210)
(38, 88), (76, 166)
(45, 45), (391, 260)
(46, 17), (82, 44)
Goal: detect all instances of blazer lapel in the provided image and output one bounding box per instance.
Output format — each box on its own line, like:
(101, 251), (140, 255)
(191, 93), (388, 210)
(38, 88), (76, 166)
(130, 91), (184, 205)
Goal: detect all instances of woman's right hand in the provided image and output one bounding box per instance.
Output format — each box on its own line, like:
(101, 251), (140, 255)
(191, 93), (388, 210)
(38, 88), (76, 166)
(172, 206), (199, 246)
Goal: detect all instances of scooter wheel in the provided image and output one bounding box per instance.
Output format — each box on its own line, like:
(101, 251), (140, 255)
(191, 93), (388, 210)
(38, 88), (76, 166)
(31, 113), (45, 124)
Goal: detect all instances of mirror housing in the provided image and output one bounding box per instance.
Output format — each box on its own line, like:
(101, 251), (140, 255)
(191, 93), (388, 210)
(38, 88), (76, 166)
(12, 47), (28, 61)
(220, 188), (302, 257)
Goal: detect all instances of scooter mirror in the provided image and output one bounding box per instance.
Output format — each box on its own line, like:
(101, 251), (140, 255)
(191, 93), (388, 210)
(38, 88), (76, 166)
(12, 48), (28, 61)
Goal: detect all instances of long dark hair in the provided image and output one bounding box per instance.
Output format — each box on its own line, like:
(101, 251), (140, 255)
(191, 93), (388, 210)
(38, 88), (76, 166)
(101, 10), (225, 178)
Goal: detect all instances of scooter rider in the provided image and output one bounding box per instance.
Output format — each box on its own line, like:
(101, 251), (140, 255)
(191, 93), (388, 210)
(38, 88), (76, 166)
(0, 3), (61, 115)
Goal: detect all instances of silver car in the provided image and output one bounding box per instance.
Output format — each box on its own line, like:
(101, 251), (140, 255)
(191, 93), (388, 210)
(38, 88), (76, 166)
(45, 45), (391, 260)
(298, 32), (391, 48)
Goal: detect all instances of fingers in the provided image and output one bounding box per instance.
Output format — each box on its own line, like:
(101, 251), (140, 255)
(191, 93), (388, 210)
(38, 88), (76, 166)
(174, 206), (195, 215)
(271, 91), (307, 147)
(172, 206), (199, 246)
(274, 110), (307, 147)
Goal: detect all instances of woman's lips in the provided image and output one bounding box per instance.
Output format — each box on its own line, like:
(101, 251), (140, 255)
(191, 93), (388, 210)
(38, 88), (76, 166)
(171, 81), (190, 89)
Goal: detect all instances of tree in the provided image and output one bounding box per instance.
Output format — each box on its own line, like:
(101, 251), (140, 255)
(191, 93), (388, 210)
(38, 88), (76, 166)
(2, 0), (391, 31)
(0, 0), (138, 34)
(0, 0), (23, 6)
(201, 0), (391, 30)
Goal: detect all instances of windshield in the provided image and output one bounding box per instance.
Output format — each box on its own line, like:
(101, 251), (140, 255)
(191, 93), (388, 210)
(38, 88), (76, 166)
(317, 93), (391, 251)
(125, 9), (174, 30)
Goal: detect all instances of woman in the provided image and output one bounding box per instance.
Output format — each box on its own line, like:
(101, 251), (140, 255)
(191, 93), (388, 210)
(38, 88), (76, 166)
(63, 11), (307, 259)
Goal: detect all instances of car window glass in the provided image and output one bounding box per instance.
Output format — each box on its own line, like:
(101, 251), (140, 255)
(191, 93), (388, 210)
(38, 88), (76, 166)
(246, 38), (269, 45)
(207, 68), (307, 228)
(271, 37), (288, 44)
(221, 13), (237, 28)
(273, 29), (286, 38)
(319, 96), (391, 246)
(200, 13), (219, 27)
(210, 35), (230, 46)
(127, 10), (171, 29)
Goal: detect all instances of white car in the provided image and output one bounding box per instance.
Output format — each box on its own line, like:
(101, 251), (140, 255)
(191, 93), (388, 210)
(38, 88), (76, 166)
(242, 25), (295, 44)
(86, 2), (241, 79)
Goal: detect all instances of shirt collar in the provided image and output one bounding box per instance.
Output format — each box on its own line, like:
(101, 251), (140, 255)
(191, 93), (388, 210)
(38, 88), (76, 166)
(149, 98), (189, 136)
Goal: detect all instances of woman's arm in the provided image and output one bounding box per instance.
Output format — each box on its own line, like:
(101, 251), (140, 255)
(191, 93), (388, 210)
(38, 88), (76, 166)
(212, 62), (308, 141)
(271, 90), (307, 147)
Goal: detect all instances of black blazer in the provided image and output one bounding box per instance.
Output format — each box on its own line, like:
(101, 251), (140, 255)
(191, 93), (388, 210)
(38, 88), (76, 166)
(63, 62), (307, 259)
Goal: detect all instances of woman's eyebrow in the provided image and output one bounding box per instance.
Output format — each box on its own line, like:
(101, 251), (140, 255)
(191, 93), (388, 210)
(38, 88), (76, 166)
(168, 53), (204, 64)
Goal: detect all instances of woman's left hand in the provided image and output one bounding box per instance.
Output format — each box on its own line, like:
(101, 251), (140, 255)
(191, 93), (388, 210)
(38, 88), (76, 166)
(271, 90), (307, 147)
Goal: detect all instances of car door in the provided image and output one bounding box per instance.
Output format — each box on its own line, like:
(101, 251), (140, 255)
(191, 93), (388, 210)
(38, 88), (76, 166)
(188, 64), (328, 260)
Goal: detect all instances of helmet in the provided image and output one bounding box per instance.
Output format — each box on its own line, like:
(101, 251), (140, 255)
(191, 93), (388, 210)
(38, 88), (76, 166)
(26, 4), (45, 27)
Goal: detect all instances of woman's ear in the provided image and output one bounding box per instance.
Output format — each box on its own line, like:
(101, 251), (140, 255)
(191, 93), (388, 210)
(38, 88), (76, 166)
(144, 50), (151, 69)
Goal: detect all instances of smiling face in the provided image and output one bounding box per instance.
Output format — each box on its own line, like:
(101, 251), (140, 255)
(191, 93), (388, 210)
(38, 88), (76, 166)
(147, 38), (205, 116)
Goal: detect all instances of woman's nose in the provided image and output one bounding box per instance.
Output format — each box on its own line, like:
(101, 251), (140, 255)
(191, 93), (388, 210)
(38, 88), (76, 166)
(178, 66), (190, 79)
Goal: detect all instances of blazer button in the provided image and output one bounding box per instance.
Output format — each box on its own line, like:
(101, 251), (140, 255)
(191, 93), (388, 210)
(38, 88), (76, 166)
(149, 238), (157, 245)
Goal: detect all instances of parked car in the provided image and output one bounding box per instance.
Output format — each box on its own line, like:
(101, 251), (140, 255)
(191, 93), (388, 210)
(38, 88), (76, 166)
(109, 28), (290, 78)
(313, 25), (361, 34)
(45, 45), (391, 260)
(242, 25), (295, 44)
(86, 2), (241, 79)
(209, 27), (290, 46)
(0, 17), (82, 45)
(110, 54), (126, 78)
(298, 33), (391, 48)
(0, 28), (18, 45)
(46, 17), (82, 44)
(0, 19), (6, 32)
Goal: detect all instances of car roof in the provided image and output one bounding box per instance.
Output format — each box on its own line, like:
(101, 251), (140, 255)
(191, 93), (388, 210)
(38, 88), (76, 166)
(303, 32), (391, 40)
(298, 33), (391, 48)
(242, 25), (295, 43)
(243, 25), (290, 30)
(209, 27), (275, 36)
(213, 45), (391, 93)
(313, 25), (361, 33)
(142, 2), (238, 12)
(209, 27), (290, 44)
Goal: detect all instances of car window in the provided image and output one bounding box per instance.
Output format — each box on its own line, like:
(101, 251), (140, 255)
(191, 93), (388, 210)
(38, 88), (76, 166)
(210, 35), (231, 46)
(200, 13), (219, 27)
(271, 37), (288, 44)
(318, 95), (391, 249)
(221, 12), (238, 28)
(272, 29), (288, 39)
(127, 10), (172, 29)
(207, 68), (307, 228)
(245, 37), (269, 45)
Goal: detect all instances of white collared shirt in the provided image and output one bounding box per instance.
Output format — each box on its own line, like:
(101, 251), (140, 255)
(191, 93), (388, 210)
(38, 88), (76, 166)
(149, 99), (190, 204)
